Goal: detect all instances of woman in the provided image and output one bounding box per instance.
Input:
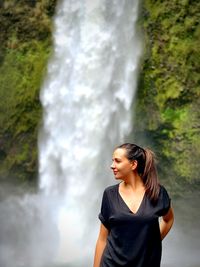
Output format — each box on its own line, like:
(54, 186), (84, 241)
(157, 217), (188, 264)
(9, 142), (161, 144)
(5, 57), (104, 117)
(93, 143), (174, 267)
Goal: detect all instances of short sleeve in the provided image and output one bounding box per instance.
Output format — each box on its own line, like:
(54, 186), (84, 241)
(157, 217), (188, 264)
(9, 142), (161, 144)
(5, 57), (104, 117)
(98, 189), (110, 230)
(157, 186), (171, 216)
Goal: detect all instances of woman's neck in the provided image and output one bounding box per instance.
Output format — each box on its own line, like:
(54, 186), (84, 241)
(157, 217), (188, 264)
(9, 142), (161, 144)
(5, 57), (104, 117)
(122, 173), (144, 191)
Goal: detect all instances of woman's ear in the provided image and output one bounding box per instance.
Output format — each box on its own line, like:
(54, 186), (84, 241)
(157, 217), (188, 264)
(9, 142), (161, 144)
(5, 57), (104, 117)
(131, 160), (138, 170)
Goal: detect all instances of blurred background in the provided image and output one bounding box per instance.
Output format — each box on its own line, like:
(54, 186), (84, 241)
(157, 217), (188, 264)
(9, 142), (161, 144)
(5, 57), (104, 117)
(0, 0), (199, 267)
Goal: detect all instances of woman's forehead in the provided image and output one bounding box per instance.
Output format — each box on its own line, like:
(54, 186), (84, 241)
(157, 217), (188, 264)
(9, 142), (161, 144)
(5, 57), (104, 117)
(112, 148), (127, 158)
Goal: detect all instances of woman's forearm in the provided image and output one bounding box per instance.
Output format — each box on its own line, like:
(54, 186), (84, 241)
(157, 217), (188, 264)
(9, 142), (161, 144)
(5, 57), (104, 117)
(160, 207), (174, 240)
(160, 217), (173, 240)
(93, 238), (107, 267)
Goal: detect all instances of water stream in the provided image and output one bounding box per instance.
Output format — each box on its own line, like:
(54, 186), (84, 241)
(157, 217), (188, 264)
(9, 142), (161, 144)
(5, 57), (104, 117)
(38, 0), (141, 265)
(39, 0), (141, 196)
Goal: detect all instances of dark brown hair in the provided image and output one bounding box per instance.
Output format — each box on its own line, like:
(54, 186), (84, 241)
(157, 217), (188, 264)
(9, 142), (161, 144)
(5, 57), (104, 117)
(117, 143), (160, 202)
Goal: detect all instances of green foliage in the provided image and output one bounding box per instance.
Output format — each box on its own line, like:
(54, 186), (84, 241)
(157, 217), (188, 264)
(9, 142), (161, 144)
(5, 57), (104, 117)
(134, 0), (200, 193)
(0, 0), (57, 184)
(0, 40), (51, 183)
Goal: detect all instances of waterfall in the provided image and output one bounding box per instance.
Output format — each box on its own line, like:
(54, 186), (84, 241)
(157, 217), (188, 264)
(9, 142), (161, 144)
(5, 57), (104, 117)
(38, 0), (141, 265)
(38, 0), (142, 265)
(39, 0), (141, 196)
(0, 1), (142, 267)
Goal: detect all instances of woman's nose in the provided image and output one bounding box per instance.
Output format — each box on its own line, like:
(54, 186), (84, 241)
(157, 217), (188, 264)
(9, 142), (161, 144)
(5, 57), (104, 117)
(110, 161), (114, 169)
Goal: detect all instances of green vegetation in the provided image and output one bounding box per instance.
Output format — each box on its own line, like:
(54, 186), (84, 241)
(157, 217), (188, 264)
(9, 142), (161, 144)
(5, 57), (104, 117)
(134, 0), (200, 193)
(0, 0), (57, 185)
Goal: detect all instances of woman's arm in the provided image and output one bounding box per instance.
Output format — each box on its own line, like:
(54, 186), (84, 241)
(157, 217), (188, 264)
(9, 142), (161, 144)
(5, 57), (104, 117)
(160, 206), (174, 240)
(93, 223), (109, 267)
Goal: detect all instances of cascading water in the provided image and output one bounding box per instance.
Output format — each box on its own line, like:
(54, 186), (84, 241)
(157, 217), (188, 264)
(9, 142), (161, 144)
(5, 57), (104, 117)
(38, 0), (142, 265)
(39, 0), (141, 196)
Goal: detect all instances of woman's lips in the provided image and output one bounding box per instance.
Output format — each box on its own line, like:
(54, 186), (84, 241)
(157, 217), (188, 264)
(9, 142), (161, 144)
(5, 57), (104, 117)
(113, 171), (118, 175)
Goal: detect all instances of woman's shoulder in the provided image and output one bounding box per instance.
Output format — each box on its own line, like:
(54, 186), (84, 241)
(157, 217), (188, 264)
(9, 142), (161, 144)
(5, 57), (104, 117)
(103, 183), (119, 194)
(157, 184), (171, 215)
(158, 184), (171, 204)
(100, 184), (118, 203)
(159, 184), (170, 196)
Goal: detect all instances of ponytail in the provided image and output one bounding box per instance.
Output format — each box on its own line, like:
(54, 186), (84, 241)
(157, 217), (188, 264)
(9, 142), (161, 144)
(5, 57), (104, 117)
(142, 148), (160, 203)
(117, 143), (160, 203)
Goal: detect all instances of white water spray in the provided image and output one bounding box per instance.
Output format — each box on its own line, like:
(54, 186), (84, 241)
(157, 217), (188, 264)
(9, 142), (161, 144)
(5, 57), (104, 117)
(38, 0), (141, 265)
(39, 0), (141, 196)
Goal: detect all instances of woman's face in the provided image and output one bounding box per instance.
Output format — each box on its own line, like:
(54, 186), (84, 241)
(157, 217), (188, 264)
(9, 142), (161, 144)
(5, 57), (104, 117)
(110, 148), (136, 180)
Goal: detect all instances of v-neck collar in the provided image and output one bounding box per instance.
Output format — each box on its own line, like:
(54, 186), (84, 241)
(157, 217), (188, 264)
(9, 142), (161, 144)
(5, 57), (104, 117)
(117, 183), (146, 215)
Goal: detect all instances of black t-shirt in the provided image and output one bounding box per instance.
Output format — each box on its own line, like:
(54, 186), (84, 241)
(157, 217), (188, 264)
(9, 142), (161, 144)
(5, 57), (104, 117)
(98, 183), (171, 267)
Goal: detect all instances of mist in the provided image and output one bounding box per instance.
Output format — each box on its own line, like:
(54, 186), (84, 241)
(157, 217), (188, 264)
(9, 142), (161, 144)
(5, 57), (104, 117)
(162, 190), (200, 267)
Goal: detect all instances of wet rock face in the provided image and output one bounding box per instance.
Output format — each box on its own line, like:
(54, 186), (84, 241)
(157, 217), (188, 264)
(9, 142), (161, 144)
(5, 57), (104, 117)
(134, 0), (200, 192)
(0, 0), (58, 184)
